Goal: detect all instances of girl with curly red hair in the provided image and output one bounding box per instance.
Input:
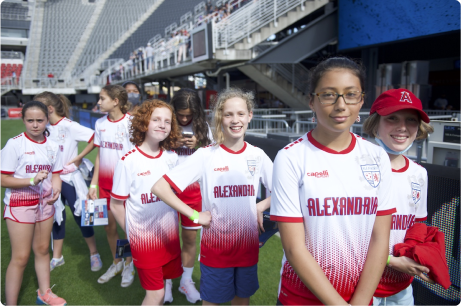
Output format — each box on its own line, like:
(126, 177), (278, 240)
(110, 99), (182, 305)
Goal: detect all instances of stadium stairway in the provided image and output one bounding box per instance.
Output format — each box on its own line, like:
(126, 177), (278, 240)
(61, 0), (107, 79)
(213, 0), (329, 61)
(238, 6), (337, 108)
(22, 1), (44, 82)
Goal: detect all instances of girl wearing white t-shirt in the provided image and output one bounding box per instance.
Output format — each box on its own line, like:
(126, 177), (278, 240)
(153, 88), (273, 305)
(88, 85), (136, 287)
(34, 92), (102, 272)
(270, 57), (396, 305)
(165, 88), (213, 303)
(111, 99), (183, 305)
(1, 101), (66, 305)
(363, 89), (435, 305)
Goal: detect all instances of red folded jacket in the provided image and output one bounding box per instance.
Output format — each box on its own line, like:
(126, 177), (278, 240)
(393, 223), (451, 289)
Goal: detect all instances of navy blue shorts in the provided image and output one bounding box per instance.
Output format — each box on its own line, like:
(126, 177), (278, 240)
(200, 262), (259, 303)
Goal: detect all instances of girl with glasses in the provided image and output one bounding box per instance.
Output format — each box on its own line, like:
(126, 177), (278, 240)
(270, 57), (396, 305)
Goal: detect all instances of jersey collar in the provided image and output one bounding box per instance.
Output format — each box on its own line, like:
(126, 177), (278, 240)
(24, 132), (47, 144)
(136, 145), (163, 159)
(51, 117), (65, 126)
(307, 131), (356, 154)
(392, 156), (410, 173)
(220, 142), (247, 154)
(107, 113), (126, 123)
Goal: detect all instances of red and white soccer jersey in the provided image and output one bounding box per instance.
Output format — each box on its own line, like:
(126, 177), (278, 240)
(47, 117), (94, 184)
(176, 121), (213, 204)
(164, 142), (273, 268)
(1, 133), (63, 207)
(94, 114), (134, 191)
(270, 131), (396, 305)
(110, 146), (180, 269)
(375, 156), (428, 297)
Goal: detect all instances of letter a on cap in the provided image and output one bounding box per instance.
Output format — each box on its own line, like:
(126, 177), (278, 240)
(400, 91), (413, 103)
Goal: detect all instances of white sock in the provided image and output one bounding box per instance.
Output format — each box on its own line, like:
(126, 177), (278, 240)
(182, 266), (194, 281)
(53, 255), (63, 261)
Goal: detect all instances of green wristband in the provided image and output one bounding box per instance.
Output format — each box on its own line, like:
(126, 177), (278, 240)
(90, 185), (98, 189)
(189, 210), (199, 223)
(386, 255), (392, 266)
(30, 177), (35, 186)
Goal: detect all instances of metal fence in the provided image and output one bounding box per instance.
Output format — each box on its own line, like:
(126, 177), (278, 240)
(246, 118), (291, 136)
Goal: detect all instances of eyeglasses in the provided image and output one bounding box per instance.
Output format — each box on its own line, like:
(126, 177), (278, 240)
(311, 91), (364, 105)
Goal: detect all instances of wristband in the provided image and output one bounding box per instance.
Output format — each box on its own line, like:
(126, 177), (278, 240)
(30, 177), (35, 186)
(189, 210), (199, 224)
(90, 185), (98, 189)
(386, 255), (392, 266)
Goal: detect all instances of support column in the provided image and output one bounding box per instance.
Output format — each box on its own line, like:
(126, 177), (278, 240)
(361, 47), (378, 108)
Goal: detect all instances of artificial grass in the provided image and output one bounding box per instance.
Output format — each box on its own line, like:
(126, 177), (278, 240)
(1, 118), (284, 305)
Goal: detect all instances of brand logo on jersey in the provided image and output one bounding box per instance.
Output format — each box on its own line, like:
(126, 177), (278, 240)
(59, 145), (64, 152)
(137, 170), (151, 176)
(400, 91), (413, 103)
(24, 151), (35, 155)
(361, 164), (381, 188)
(214, 166), (229, 172)
(100, 129), (106, 132)
(247, 160), (256, 176)
(411, 182), (421, 204)
(307, 170), (329, 178)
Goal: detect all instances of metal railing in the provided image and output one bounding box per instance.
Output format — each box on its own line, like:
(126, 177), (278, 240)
(1, 51), (25, 60)
(213, 0), (310, 50)
(1, 13), (30, 21)
(21, 77), (78, 89)
(246, 118), (291, 135)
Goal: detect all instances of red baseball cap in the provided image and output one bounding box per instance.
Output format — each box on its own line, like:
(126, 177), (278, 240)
(370, 89), (430, 123)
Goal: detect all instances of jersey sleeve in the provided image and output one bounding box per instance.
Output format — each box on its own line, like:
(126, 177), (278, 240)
(259, 151), (273, 193)
(270, 149), (304, 222)
(94, 120), (101, 147)
(1, 139), (19, 174)
(52, 147), (63, 173)
(376, 150), (397, 216)
(164, 147), (205, 193)
(110, 159), (131, 200)
(71, 121), (94, 143)
(415, 170), (428, 221)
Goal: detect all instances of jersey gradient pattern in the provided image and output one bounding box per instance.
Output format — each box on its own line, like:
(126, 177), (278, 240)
(94, 114), (134, 191)
(375, 156), (428, 297)
(164, 142), (272, 268)
(1, 133), (63, 206)
(270, 132), (396, 305)
(111, 147), (180, 269)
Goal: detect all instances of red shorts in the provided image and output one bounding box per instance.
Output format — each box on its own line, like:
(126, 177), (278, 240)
(137, 255), (183, 291)
(180, 201), (202, 230)
(3, 203), (55, 224)
(99, 187), (111, 210)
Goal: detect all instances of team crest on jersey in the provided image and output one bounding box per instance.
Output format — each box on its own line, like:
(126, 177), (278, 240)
(411, 182), (421, 204)
(360, 164), (381, 188)
(46, 146), (57, 164)
(247, 160), (256, 176)
(115, 125), (127, 142)
(57, 127), (66, 143)
(400, 91), (413, 103)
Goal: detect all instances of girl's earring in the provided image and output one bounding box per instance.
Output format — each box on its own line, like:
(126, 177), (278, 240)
(356, 115), (361, 123)
(311, 112), (316, 123)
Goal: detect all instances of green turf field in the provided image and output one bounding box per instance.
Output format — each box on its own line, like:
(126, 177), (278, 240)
(1, 118), (283, 305)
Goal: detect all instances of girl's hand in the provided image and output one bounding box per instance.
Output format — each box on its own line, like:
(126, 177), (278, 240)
(67, 157), (82, 167)
(47, 187), (61, 205)
(34, 170), (49, 185)
(175, 139), (185, 148)
(389, 256), (435, 283)
(199, 211), (212, 228)
(184, 135), (198, 149)
(88, 186), (98, 200)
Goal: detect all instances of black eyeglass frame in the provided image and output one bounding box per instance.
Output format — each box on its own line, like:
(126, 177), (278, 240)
(311, 91), (365, 105)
